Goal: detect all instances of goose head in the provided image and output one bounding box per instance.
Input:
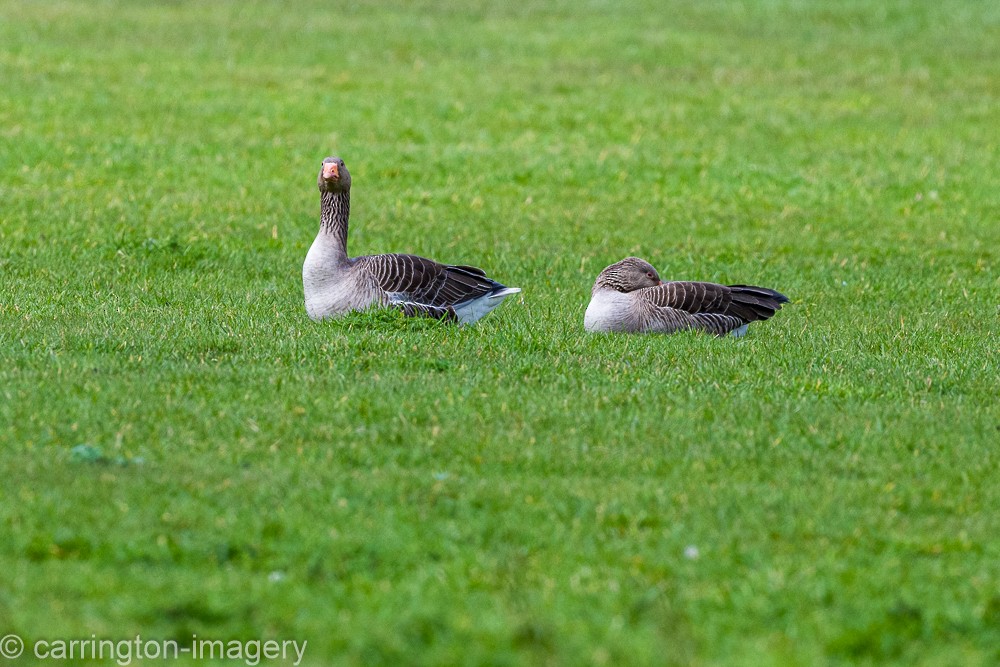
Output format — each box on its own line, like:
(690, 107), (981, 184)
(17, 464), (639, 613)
(594, 257), (662, 293)
(318, 156), (351, 193)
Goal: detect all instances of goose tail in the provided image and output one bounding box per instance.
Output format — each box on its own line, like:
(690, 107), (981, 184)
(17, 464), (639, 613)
(453, 285), (521, 324)
(726, 285), (790, 322)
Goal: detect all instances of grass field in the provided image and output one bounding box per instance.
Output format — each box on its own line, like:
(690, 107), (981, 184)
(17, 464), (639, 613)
(2, 0), (999, 664)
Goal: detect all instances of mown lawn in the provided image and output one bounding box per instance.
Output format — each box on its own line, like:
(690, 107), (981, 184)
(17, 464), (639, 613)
(1, 0), (998, 665)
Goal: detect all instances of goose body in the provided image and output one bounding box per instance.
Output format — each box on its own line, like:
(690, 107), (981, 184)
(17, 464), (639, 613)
(584, 257), (788, 336)
(303, 157), (520, 324)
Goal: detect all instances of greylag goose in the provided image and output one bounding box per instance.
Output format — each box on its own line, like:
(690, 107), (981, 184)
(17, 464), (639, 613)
(303, 157), (521, 323)
(584, 257), (788, 336)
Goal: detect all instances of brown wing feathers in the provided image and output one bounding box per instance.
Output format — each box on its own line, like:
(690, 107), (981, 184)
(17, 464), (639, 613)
(690, 312), (747, 336)
(656, 281), (731, 313)
(647, 281), (788, 334)
(359, 254), (502, 307)
(724, 285), (790, 322)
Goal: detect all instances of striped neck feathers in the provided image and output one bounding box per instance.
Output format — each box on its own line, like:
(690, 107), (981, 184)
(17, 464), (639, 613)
(320, 190), (350, 254)
(594, 269), (638, 293)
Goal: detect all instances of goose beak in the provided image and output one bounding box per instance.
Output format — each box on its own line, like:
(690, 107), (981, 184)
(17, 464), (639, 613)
(322, 163), (340, 180)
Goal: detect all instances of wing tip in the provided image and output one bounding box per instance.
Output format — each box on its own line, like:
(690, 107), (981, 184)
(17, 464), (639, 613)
(729, 284), (790, 304)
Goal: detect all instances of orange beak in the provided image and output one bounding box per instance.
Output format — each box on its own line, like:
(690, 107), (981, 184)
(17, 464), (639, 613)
(322, 162), (340, 180)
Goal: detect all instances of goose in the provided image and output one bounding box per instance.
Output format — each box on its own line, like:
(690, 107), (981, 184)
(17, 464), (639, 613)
(303, 157), (521, 323)
(584, 257), (788, 336)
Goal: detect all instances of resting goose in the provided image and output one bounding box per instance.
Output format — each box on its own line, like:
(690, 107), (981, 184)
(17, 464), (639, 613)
(584, 257), (788, 336)
(303, 157), (520, 323)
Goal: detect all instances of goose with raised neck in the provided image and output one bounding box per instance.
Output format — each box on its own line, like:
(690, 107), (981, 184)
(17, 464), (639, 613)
(303, 156), (520, 323)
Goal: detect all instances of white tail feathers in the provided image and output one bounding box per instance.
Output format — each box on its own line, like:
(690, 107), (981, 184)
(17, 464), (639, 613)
(453, 287), (521, 324)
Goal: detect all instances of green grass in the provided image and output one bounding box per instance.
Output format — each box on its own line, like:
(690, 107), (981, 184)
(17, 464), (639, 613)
(2, 0), (999, 665)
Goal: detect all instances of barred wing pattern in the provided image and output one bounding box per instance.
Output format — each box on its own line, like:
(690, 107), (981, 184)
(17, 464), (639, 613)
(640, 282), (789, 336)
(356, 253), (504, 308)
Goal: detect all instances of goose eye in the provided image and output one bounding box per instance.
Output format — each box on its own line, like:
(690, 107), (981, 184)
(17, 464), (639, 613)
(646, 271), (655, 278)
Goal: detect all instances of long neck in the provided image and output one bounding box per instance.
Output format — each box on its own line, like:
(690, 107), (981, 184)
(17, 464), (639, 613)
(319, 190), (350, 262)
